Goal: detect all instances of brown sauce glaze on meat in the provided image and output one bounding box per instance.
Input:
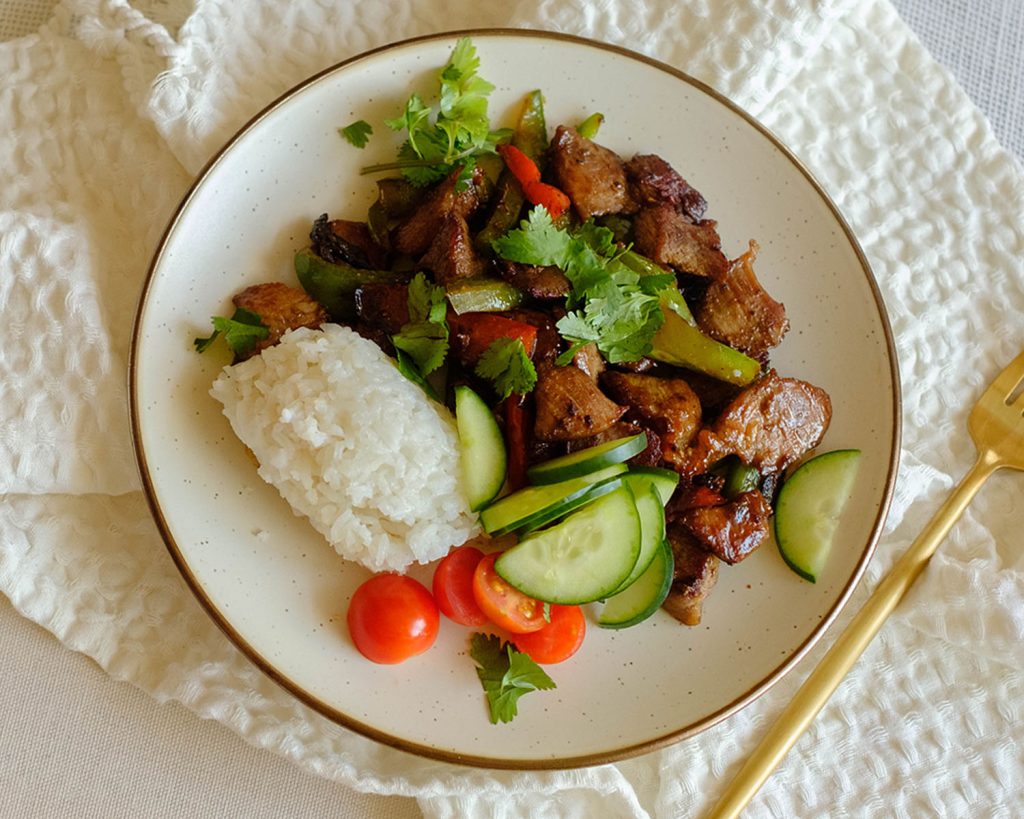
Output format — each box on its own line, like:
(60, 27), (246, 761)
(684, 370), (832, 476)
(624, 154), (707, 221)
(632, 204), (729, 279)
(533, 364), (627, 442)
(677, 489), (772, 564)
(353, 282), (410, 336)
(392, 167), (484, 256)
(498, 261), (571, 300)
(662, 524), (719, 626)
(419, 213), (485, 285)
(548, 126), (637, 221)
(231, 282), (327, 362)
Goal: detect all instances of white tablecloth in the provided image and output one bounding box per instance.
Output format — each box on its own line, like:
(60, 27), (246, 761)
(1, 1), (1021, 817)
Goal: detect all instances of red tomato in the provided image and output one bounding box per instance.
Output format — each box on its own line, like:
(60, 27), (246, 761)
(513, 605), (587, 664)
(346, 573), (439, 664)
(472, 552), (547, 634)
(432, 546), (489, 627)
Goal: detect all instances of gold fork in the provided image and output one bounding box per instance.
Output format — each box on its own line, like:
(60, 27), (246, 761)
(707, 350), (1024, 819)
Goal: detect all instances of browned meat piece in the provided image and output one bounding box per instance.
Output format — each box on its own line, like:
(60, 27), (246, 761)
(572, 343), (604, 382)
(419, 213), (485, 284)
(503, 308), (563, 367)
(325, 219), (388, 269)
(392, 167), (483, 255)
(609, 357), (655, 374)
(533, 364), (627, 442)
(678, 490), (772, 564)
(624, 154), (707, 221)
(548, 126), (637, 220)
(602, 372), (702, 470)
(695, 241), (788, 361)
(633, 205), (729, 279)
(354, 282), (409, 335)
(685, 370), (832, 476)
(498, 261), (570, 300)
(662, 524), (719, 626)
(231, 282), (328, 361)
(565, 419), (663, 467)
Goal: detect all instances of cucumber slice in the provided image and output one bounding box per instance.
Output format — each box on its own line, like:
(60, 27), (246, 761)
(625, 466), (679, 505)
(774, 449), (862, 583)
(598, 537), (675, 628)
(495, 486), (641, 604)
(454, 386), (506, 511)
(479, 464), (627, 535)
(607, 482), (665, 595)
(526, 433), (647, 485)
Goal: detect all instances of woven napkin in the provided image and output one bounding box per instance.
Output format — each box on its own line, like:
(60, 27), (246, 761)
(1, 0), (1021, 816)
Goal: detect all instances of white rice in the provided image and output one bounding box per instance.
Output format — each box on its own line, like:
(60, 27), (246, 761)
(210, 323), (480, 572)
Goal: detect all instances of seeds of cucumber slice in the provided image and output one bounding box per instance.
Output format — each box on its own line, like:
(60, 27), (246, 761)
(479, 464), (627, 535)
(525, 433), (647, 485)
(598, 537), (674, 629)
(607, 482), (664, 595)
(454, 386), (507, 511)
(495, 486), (641, 604)
(774, 449), (862, 583)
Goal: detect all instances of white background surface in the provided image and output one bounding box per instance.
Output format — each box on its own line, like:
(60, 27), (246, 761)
(0, 1), (1020, 817)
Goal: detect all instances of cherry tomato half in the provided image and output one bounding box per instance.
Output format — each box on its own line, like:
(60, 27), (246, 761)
(512, 605), (586, 664)
(347, 573), (439, 664)
(472, 552), (547, 634)
(432, 545), (489, 627)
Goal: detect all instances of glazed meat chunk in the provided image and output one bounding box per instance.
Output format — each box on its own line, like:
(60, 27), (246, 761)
(393, 167), (484, 255)
(533, 364), (627, 442)
(624, 154), (707, 221)
(231, 282), (328, 362)
(548, 126), (637, 220)
(677, 490), (772, 564)
(685, 370), (832, 476)
(310, 214), (387, 269)
(498, 261), (570, 300)
(602, 372), (702, 470)
(419, 213), (485, 284)
(696, 241), (789, 361)
(632, 204), (729, 279)
(662, 524), (719, 626)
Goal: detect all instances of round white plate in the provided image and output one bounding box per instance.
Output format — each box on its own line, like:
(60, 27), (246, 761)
(131, 30), (900, 769)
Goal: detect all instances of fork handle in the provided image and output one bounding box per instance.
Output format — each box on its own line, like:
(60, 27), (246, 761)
(706, 453), (999, 819)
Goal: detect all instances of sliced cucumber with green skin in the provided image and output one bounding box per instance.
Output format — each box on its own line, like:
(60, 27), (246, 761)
(454, 386), (506, 512)
(625, 466), (679, 505)
(598, 537), (675, 629)
(774, 449), (862, 583)
(525, 433), (647, 485)
(607, 482), (665, 595)
(495, 485), (641, 604)
(479, 464), (627, 535)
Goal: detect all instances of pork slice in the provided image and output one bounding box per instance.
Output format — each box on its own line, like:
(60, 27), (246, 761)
(231, 282), (328, 362)
(624, 154), (707, 221)
(309, 216), (388, 270)
(633, 205), (729, 279)
(572, 342), (605, 382)
(662, 524), (719, 626)
(498, 261), (570, 300)
(602, 372), (702, 470)
(392, 167), (483, 256)
(419, 213), (485, 285)
(685, 370), (832, 476)
(548, 126), (637, 221)
(678, 490), (772, 564)
(354, 282), (410, 335)
(533, 364), (627, 442)
(695, 241), (788, 360)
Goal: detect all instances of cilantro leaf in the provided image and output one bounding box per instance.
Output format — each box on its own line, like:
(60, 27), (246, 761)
(193, 307), (269, 357)
(392, 273), (449, 377)
(490, 206), (572, 266)
(470, 633), (556, 724)
(475, 338), (538, 400)
(339, 119), (373, 148)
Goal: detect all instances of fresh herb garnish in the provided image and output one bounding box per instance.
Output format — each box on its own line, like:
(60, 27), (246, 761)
(363, 37), (512, 187)
(475, 337), (538, 400)
(339, 119), (373, 148)
(470, 633), (555, 724)
(391, 273), (449, 376)
(193, 308), (269, 357)
(492, 206), (673, 363)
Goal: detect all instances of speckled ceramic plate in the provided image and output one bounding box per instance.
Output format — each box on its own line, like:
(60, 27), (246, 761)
(130, 30), (900, 769)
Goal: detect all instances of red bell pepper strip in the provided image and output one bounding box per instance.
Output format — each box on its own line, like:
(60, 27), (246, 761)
(502, 394), (530, 492)
(448, 312), (538, 366)
(496, 144), (571, 218)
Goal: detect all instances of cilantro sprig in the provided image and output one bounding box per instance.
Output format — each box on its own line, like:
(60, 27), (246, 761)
(193, 307), (269, 357)
(339, 119), (373, 148)
(470, 633), (555, 724)
(492, 207), (674, 363)
(475, 337), (537, 400)
(360, 37), (512, 187)
(392, 273), (449, 383)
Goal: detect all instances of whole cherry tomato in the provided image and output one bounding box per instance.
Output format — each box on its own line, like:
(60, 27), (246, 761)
(471, 552), (546, 634)
(346, 573), (439, 664)
(432, 545), (489, 627)
(512, 604), (586, 664)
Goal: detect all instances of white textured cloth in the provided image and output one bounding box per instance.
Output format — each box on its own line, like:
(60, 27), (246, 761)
(1, 2), (1022, 818)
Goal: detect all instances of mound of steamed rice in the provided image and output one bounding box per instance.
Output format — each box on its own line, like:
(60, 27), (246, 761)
(209, 323), (480, 572)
